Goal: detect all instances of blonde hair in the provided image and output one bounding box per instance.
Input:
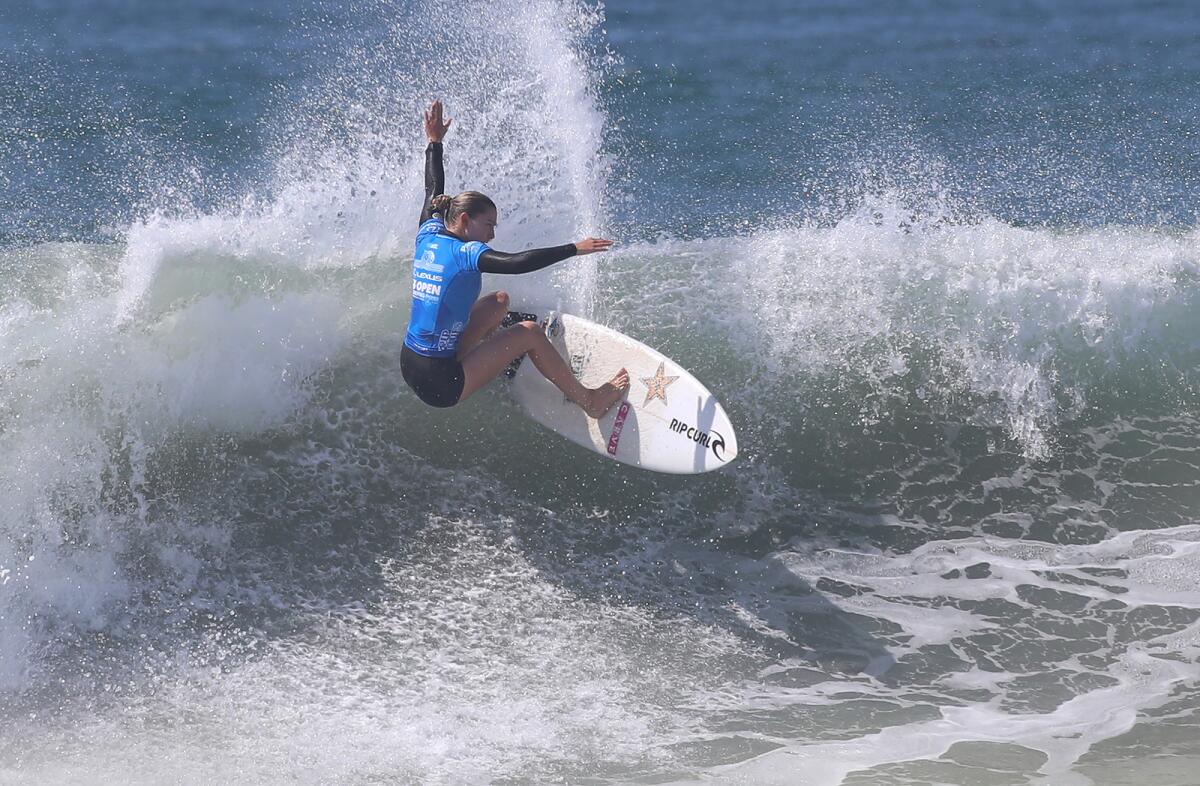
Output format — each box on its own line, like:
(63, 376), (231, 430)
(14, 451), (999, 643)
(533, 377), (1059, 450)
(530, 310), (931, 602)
(431, 191), (496, 224)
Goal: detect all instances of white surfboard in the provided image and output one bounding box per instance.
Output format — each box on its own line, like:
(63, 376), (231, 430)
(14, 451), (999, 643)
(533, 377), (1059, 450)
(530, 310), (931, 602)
(508, 311), (738, 474)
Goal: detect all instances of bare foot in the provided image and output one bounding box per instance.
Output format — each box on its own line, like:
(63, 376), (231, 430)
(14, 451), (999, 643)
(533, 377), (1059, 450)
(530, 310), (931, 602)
(583, 368), (630, 418)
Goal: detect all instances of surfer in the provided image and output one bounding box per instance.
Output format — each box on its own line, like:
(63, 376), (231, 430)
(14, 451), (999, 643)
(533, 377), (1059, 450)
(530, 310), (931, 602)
(402, 100), (630, 417)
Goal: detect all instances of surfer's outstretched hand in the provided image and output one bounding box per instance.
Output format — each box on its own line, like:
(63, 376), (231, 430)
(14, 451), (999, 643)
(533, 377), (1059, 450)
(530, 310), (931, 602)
(424, 100), (452, 143)
(575, 237), (614, 255)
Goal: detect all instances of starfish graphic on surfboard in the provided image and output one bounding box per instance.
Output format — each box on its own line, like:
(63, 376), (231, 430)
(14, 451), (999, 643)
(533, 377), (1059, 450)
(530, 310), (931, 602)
(640, 362), (679, 406)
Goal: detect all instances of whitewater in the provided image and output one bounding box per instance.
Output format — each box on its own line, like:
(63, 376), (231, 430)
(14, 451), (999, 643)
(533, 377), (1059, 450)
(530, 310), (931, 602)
(4, 0), (1200, 784)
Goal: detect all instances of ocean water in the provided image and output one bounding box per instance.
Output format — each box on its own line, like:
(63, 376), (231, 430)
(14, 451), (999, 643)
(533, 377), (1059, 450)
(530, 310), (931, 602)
(3, 1), (1200, 784)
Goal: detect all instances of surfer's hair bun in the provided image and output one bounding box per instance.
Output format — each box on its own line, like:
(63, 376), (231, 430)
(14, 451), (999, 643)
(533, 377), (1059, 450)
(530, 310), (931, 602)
(440, 191), (496, 224)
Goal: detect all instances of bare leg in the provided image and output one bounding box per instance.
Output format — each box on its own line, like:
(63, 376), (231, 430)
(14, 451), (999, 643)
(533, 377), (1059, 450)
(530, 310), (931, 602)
(456, 291), (510, 360)
(459, 321), (630, 418)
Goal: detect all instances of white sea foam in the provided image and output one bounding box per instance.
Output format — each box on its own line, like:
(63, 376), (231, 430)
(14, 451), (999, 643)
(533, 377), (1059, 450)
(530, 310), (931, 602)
(678, 527), (1200, 785)
(7, 2), (1200, 784)
(114, 0), (611, 325)
(599, 207), (1200, 458)
(2, 0), (616, 734)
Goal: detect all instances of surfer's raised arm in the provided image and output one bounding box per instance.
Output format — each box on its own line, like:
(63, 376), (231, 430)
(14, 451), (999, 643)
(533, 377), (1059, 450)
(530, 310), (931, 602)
(419, 100), (451, 225)
(402, 100), (629, 418)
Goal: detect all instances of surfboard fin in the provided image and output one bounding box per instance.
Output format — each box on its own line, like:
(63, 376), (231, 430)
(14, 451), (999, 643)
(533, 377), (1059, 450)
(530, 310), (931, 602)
(541, 311), (563, 338)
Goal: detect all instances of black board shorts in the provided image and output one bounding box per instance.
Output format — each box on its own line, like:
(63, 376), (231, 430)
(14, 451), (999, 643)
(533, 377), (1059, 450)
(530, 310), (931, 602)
(401, 345), (465, 408)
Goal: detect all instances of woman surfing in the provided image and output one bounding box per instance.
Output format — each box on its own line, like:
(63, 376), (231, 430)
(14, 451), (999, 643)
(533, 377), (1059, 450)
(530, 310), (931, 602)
(401, 100), (630, 417)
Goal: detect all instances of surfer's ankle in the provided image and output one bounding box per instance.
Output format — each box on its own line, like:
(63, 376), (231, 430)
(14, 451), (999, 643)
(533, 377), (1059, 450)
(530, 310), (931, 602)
(582, 371), (630, 419)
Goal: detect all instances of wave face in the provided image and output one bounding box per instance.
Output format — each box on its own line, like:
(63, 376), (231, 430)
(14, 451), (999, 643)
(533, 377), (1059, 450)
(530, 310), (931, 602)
(5, 1), (1200, 784)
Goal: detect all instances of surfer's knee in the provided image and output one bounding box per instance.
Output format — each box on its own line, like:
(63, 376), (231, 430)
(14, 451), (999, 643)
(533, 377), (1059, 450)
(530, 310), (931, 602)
(479, 290), (508, 310)
(512, 320), (546, 349)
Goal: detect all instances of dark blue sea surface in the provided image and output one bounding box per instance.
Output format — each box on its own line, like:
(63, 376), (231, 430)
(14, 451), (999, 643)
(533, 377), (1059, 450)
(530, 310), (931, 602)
(3, 2), (1200, 784)
(6, 0), (1200, 243)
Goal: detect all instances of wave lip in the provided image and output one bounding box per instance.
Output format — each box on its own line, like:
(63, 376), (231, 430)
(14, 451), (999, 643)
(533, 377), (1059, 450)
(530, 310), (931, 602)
(715, 203), (1200, 458)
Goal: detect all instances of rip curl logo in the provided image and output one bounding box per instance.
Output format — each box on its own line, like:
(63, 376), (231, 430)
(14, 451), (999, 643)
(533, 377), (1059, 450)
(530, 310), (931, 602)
(669, 418), (728, 462)
(436, 321), (464, 352)
(709, 429), (727, 462)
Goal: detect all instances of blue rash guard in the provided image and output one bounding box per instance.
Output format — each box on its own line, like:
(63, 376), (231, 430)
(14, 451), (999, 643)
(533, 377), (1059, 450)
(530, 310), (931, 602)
(404, 217), (490, 357)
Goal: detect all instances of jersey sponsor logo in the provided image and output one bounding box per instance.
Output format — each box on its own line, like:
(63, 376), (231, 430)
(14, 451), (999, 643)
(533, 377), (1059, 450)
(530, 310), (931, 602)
(669, 418), (728, 462)
(436, 321), (465, 352)
(413, 280), (442, 301)
(416, 250), (444, 272)
(414, 270), (443, 283)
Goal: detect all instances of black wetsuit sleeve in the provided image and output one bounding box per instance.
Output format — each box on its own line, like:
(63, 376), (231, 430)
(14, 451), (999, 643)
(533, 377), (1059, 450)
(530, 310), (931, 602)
(477, 244), (577, 274)
(418, 142), (444, 225)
